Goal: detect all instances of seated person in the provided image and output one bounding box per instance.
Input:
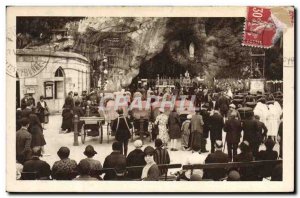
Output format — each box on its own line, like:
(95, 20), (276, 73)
(73, 160), (98, 181)
(227, 169), (241, 181)
(52, 147), (77, 180)
(153, 139), (170, 176)
(80, 145), (102, 179)
(126, 140), (146, 179)
(256, 138), (278, 178)
(141, 146), (160, 181)
(103, 142), (126, 180)
(203, 140), (229, 181)
(22, 147), (51, 180)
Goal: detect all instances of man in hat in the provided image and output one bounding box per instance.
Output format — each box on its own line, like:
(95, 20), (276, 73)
(209, 110), (224, 153)
(223, 112), (242, 161)
(141, 146), (160, 181)
(103, 142), (126, 180)
(52, 147), (77, 180)
(203, 140), (229, 181)
(16, 118), (32, 163)
(126, 140), (146, 179)
(80, 145), (102, 178)
(22, 147), (51, 180)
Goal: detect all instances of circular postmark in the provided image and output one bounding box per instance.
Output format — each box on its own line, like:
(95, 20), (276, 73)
(6, 26), (52, 79)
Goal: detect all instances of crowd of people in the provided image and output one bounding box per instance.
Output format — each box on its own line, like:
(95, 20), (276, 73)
(16, 83), (283, 181)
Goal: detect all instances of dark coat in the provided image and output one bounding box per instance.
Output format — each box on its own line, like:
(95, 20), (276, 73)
(21, 97), (28, 110)
(37, 101), (48, 123)
(168, 111), (181, 139)
(103, 151), (126, 180)
(126, 149), (146, 179)
(153, 147), (170, 175)
(216, 96), (229, 113)
(223, 118), (242, 144)
(190, 114), (204, 133)
(200, 109), (210, 138)
(16, 128), (32, 162)
(209, 112), (224, 141)
(111, 116), (132, 142)
(256, 120), (268, 142)
(61, 107), (73, 131)
(23, 156), (51, 179)
(242, 119), (259, 144)
(28, 124), (46, 147)
(204, 150), (229, 180)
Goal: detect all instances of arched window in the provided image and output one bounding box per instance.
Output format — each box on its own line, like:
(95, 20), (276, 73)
(55, 67), (64, 77)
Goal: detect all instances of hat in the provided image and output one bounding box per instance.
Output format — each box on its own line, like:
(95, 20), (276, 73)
(227, 170), (240, 181)
(133, 140), (143, 148)
(144, 146), (155, 156)
(265, 138), (275, 149)
(187, 114), (193, 119)
(229, 104), (236, 109)
(215, 140), (223, 149)
(83, 145), (97, 157)
(159, 108), (164, 113)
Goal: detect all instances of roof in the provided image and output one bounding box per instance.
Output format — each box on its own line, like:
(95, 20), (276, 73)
(16, 49), (89, 63)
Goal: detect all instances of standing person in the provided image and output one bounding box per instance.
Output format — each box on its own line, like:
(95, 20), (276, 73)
(21, 101), (33, 119)
(61, 104), (73, 133)
(126, 140), (146, 179)
(111, 109), (132, 156)
(73, 100), (85, 133)
(28, 93), (36, 107)
(266, 104), (280, 141)
(21, 93), (29, 110)
(153, 139), (170, 176)
(190, 110), (204, 154)
(52, 147), (78, 180)
(200, 104), (210, 153)
(64, 91), (74, 109)
(28, 114), (46, 155)
(181, 114), (192, 150)
(103, 142), (126, 180)
(242, 115), (260, 158)
(203, 140), (229, 181)
(227, 104), (241, 120)
(255, 115), (268, 144)
(37, 96), (49, 129)
(209, 110), (224, 153)
(216, 91), (230, 118)
(223, 112), (242, 161)
(16, 118), (32, 163)
(154, 108), (169, 148)
(168, 109), (181, 151)
(141, 146), (160, 181)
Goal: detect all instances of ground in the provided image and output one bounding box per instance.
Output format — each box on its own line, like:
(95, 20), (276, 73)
(41, 114), (279, 175)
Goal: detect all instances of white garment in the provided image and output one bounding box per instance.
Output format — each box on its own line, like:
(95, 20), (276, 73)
(141, 161), (156, 180)
(266, 104), (280, 136)
(184, 152), (206, 179)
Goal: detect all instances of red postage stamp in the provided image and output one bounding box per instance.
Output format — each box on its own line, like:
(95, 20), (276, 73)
(242, 6), (277, 48)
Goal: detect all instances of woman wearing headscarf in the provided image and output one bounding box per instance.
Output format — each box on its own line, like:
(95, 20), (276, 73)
(154, 108), (169, 148)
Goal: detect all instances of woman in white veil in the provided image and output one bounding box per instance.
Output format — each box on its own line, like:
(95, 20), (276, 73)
(266, 104), (280, 141)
